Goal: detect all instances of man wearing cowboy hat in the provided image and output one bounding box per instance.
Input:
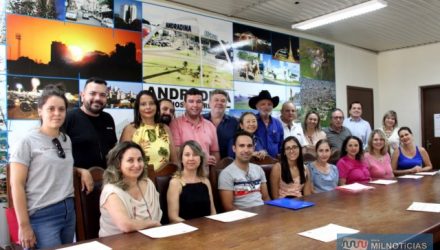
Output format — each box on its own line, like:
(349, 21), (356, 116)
(248, 90), (284, 158)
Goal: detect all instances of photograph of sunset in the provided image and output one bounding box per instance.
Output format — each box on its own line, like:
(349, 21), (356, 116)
(6, 14), (141, 81)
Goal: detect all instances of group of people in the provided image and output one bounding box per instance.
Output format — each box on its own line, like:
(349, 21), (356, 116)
(8, 78), (433, 249)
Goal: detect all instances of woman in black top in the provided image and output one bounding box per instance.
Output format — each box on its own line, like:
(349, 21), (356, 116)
(167, 140), (216, 222)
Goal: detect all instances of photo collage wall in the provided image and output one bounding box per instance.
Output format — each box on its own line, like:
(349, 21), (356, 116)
(0, 0), (336, 198)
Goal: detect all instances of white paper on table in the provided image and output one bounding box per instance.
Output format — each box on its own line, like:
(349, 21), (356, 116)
(337, 183), (375, 191)
(369, 179), (398, 185)
(407, 202), (440, 213)
(205, 210), (257, 222)
(298, 223), (359, 242)
(139, 223), (198, 238)
(57, 241), (112, 250)
(398, 175), (424, 179)
(415, 171), (438, 176)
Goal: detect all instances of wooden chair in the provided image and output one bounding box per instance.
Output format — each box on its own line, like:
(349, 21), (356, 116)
(250, 155), (278, 165)
(260, 164), (274, 199)
(329, 149), (340, 165)
(6, 164), (22, 249)
(209, 157), (233, 213)
(6, 164), (13, 208)
(303, 153), (317, 163)
(73, 167), (104, 241)
(250, 155), (278, 199)
(147, 163), (178, 225)
(5, 165), (22, 250)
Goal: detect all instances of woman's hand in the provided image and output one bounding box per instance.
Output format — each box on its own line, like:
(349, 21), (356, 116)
(145, 220), (161, 229)
(19, 223), (36, 249)
(77, 168), (94, 194)
(207, 155), (217, 166)
(253, 150), (267, 160)
(411, 166), (423, 173)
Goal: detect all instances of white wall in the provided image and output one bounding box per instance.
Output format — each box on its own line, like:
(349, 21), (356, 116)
(378, 42), (440, 145)
(334, 44), (378, 119)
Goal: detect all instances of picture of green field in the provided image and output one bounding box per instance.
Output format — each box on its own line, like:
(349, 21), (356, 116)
(143, 48), (232, 89)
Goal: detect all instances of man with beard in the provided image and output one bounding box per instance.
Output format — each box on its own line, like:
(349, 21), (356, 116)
(249, 90), (284, 158)
(64, 77), (117, 169)
(218, 131), (270, 211)
(203, 89), (238, 159)
(158, 98), (175, 125)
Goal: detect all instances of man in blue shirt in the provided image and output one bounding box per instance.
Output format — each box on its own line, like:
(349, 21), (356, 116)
(203, 89), (238, 159)
(343, 101), (372, 147)
(249, 90), (284, 158)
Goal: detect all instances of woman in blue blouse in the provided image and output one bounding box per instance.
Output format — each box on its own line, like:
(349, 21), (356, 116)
(391, 127), (432, 176)
(308, 139), (338, 192)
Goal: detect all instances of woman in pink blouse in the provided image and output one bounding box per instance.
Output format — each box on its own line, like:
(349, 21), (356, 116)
(337, 136), (371, 185)
(364, 130), (394, 179)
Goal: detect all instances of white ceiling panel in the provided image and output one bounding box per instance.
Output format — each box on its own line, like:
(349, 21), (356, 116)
(165, 0), (440, 52)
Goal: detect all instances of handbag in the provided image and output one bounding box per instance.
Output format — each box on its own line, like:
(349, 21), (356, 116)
(5, 207), (19, 244)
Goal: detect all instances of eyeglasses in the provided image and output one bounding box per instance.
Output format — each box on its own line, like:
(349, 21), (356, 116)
(285, 145), (300, 152)
(52, 138), (66, 159)
(245, 173), (256, 190)
(332, 116), (344, 120)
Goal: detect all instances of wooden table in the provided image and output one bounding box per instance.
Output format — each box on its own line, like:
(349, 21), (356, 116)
(60, 175), (440, 250)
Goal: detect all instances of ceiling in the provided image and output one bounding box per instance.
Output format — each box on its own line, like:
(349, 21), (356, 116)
(166, 0), (440, 53)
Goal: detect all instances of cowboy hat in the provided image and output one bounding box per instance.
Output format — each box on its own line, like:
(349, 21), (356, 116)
(248, 90), (279, 110)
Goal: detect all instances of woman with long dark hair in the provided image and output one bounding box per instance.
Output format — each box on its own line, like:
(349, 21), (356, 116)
(120, 90), (177, 171)
(270, 136), (312, 198)
(337, 136), (370, 185)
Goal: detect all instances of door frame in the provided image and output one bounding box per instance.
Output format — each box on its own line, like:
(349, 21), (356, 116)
(346, 85), (374, 126)
(420, 84), (440, 147)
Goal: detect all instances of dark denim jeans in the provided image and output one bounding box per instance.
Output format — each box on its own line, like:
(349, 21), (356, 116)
(29, 197), (75, 249)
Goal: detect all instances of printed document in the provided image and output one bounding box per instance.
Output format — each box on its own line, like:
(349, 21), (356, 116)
(298, 223), (359, 242)
(139, 223), (198, 238)
(206, 210), (257, 222)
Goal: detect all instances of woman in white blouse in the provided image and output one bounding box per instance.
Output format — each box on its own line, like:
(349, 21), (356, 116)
(99, 141), (162, 237)
(379, 110), (399, 155)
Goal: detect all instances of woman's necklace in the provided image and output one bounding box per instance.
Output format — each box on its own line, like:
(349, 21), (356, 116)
(306, 130), (315, 144)
(384, 127), (393, 138)
(136, 182), (152, 219)
(372, 152), (384, 162)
